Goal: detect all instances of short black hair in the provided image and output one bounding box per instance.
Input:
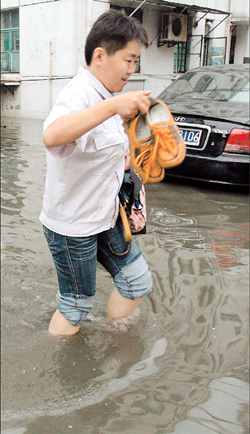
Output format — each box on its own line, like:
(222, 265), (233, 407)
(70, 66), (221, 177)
(85, 10), (148, 65)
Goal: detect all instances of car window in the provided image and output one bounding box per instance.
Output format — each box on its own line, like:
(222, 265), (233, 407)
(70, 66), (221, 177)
(159, 68), (249, 103)
(230, 82), (249, 103)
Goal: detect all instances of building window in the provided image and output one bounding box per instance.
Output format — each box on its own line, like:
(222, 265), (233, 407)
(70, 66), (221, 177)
(229, 26), (237, 64)
(174, 42), (187, 73)
(203, 37), (226, 66)
(1, 9), (20, 73)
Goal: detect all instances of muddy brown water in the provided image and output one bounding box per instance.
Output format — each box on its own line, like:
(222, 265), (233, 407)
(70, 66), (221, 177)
(1, 117), (249, 434)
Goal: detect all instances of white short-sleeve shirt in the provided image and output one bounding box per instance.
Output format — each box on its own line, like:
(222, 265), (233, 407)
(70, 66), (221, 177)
(39, 67), (129, 236)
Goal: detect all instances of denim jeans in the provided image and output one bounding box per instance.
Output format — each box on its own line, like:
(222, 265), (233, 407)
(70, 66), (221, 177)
(43, 220), (152, 326)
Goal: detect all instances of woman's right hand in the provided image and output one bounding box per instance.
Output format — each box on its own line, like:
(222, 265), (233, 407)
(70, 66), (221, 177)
(113, 90), (151, 121)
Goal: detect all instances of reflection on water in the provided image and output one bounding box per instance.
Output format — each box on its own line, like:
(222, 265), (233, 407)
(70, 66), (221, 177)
(207, 225), (249, 273)
(149, 210), (206, 250)
(1, 118), (249, 433)
(169, 377), (249, 433)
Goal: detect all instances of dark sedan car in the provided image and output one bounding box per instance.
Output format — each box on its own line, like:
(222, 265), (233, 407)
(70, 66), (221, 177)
(158, 64), (250, 187)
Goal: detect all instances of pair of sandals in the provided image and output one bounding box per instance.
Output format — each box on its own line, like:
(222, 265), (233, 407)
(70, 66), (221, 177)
(127, 98), (186, 184)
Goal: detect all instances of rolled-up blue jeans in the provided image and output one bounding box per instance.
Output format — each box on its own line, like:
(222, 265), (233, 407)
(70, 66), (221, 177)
(43, 220), (152, 326)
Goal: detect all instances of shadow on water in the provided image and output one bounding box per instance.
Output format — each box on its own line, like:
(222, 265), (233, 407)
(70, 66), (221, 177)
(1, 118), (249, 434)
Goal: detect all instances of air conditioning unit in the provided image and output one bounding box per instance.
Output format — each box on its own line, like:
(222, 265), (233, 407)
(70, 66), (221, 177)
(160, 13), (188, 43)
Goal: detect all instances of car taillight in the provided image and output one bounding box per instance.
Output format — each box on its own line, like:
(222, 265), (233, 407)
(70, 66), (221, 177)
(224, 128), (250, 154)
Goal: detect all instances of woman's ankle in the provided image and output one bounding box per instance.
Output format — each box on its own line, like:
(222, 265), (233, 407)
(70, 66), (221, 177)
(107, 288), (142, 320)
(48, 309), (80, 335)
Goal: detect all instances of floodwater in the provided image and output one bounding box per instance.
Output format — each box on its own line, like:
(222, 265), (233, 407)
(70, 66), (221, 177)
(1, 117), (249, 434)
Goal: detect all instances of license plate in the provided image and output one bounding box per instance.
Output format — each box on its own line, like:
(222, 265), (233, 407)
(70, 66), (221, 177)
(179, 128), (202, 146)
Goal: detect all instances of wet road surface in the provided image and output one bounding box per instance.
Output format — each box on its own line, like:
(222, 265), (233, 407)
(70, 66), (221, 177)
(1, 117), (249, 434)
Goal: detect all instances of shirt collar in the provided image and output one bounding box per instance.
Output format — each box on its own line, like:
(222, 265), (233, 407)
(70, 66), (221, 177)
(78, 66), (113, 100)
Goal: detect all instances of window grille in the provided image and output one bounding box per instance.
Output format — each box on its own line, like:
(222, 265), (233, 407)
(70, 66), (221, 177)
(174, 42), (187, 73)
